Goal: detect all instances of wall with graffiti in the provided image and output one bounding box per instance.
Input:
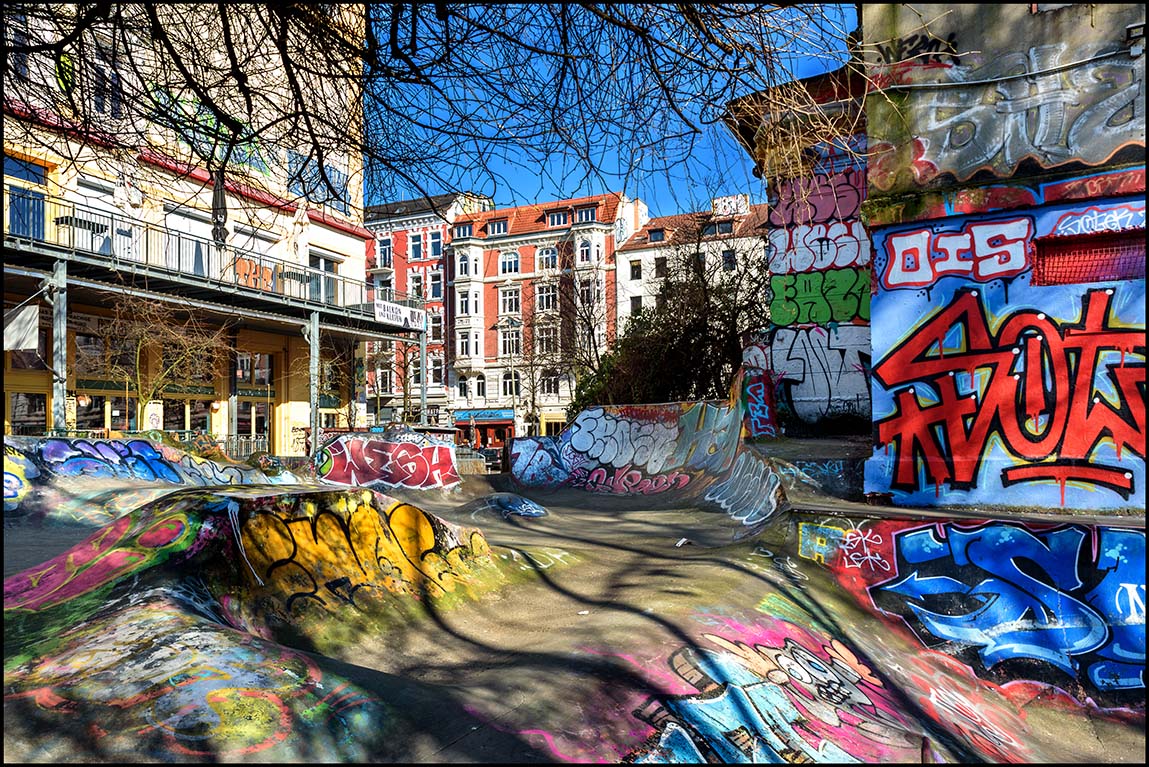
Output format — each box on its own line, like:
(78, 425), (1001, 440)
(3, 486), (505, 760)
(510, 370), (790, 535)
(793, 512), (1145, 706)
(865, 197), (1146, 509)
(3, 436), (305, 525)
(315, 426), (462, 491)
(743, 149), (872, 432)
(863, 4), (1145, 197)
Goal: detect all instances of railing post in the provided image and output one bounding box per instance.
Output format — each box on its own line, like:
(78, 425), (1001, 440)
(49, 260), (68, 432)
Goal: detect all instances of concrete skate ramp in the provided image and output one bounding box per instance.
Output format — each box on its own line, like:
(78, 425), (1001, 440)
(4, 470), (1143, 762)
(3, 435), (307, 525)
(509, 373), (790, 544)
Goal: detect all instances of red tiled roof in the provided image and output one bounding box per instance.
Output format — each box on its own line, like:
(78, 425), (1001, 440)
(617, 203), (771, 252)
(454, 192), (624, 238)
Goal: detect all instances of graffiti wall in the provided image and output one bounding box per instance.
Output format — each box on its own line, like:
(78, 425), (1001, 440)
(865, 196), (1146, 509)
(510, 371), (790, 534)
(315, 427), (461, 490)
(794, 513), (1146, 704)
(3, 436), (304, 524)
(744, 152), (872, 429)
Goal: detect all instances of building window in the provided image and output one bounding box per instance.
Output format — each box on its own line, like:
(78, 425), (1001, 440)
(541, 371), (561, 396)
(655, 256), (668, 278)
(630, 260), (642, 280)
(577, 207), (597, 223)
(702, 219), (734, 236)
(536, 283), (557, 312)
(409, 233), (423, 261)
(475, 373), (486, 397)
(430, 271), (442, 299)
(236, 352), (273, 385)
(500, 286), (520, 314)
(537, 247), (557, 270)
(502, 371), (521, 397)
(578, 278), (595, 305)
(430, 357), (444, 385)
(408, 357), (422, 386)
(488, 219), (507, 236)
(9, 12), (29, 78)
(287, 151), (349, 214)
(430, 314), (443, 341)
(376, 276), (393, 301)
(430, 231), (442, 259)
(1032, 232), (1145, 285)
(455, 222), (472, 238)
(578, 239), (592, 263)
(458, 332), (471, 357)
(458, 290), (470, 315)
(649, 228), (665, 243)
(630, 295), (642, 314)
(500, 328), (521, 356)
(94, 64), (124, 118)
(458, 376), (468, 397)
(378, 237), (393, 267)
(409, 273), (423, 298)
(500, 250), (519, 274)
(548, 211), (569, 227)
(458, 253), (470, 276)
(536, 325), (558, 355)
(722, 249), (736, 270)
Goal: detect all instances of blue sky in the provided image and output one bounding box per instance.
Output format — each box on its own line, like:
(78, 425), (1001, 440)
(476, 5), (858, 218)
(366, 5), (857, 219)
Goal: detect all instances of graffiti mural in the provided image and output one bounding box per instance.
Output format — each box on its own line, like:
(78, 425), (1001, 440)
(869, 41), (1145, 188)
(795, 514), (1146, 701)
(742, 367), (779, 438)
(748, 150), (871, 427)
(316, 429), (461, 490)
(510, 370), (791, 532)
(866, 197), (1146, 509)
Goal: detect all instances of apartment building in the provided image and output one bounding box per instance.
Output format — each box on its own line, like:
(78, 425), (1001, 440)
(3, 5), (425, 456)
(363, 192), (494, 426)
(616, 195), (771, 329)
(447, 192), (648, 445)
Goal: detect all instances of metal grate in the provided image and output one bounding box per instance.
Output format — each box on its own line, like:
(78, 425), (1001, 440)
(1033, 232), (1145, 286)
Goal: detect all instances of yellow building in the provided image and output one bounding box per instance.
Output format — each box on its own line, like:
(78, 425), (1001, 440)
(3, 4), (425, 456)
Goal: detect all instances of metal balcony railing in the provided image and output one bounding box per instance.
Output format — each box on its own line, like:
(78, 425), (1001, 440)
(4, 184), (424, 318)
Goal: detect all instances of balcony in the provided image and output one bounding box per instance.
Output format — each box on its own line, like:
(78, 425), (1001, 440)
(4, 184), (424, 330)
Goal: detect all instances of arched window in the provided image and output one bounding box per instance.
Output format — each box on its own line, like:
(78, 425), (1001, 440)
(475, 374), (486, 397)
(458, 375), (468, 398)
(458, 253), (470, 276)
(500, 250), (519, 274)
(537, 247), (557, 270)
(502, 371), (521, 397)
(578, 239), (592, 263)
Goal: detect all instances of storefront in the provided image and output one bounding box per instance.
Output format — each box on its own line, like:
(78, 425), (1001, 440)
(453, 408), (515, 448)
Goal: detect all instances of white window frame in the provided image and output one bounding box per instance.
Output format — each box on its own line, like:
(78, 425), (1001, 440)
(500, 250), (519, 274)
(454, 223), (473, 238)
(488, 219), (508, 236)
(536, 325), (558, 355)
(537, 247), (557, 270)
(500, 328), (521, 356)
(577, 207), (596, 223)
(458, 252), (470, 276)
(430, 270), (442, 299)
(548, 211), (569, 227)
(536, 283), (557, 312)
(502, 371), (521, 397)
(541, 372), (561, 396)
(429, 231), (442, 259)
(458, 290), (470, 316)
(475, 374), (486, 397)
(409, 233), (423, 260)
(458, 333), (471, 357)
(499, 286), (520, 315)
(578, 239), (592, 263)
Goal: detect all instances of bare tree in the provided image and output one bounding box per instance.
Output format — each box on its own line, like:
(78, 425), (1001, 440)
(82, 299), (231, 427)
(4, 4), (864, 210)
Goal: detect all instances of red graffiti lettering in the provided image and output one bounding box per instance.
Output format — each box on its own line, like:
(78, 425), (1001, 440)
(874, 289), (1145, 497)
(883, 218), (1033, 289)
(319, 438), (460, 489)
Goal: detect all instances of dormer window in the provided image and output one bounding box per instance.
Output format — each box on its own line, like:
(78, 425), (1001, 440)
(454, 223), (473, 238)
(577, 207), (597, 223)
(648, 228), (665, 242)
(702, 220), (734, 236)
(548, 211), (569, 227)
(488, 219), (508, 236)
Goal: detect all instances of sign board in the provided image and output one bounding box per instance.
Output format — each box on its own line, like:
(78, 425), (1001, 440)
(3, 305), (39, 351)
(374, 298), (428, 331)
(453, 408), (514, 423)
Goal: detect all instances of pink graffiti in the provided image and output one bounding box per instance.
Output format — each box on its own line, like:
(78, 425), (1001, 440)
(576, 465), (691, 495)
(319, 438), (461, 490)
